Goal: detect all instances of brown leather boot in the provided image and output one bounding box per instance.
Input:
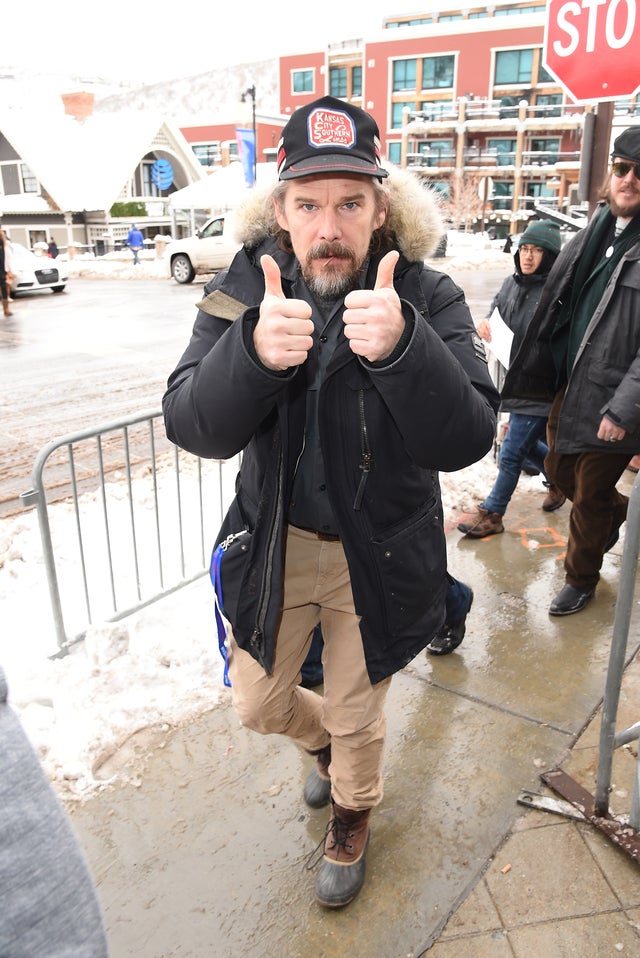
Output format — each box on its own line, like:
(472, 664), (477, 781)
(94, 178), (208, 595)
(542, 484), (566, 512)
(2, 297), (13, 317)
(315, 801), (370, 908)
(457, 506), (504, 538)
(303, 744), (331, 808)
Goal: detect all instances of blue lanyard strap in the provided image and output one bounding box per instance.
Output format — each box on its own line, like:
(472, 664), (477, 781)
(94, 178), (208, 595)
(209, 531), (248, 688)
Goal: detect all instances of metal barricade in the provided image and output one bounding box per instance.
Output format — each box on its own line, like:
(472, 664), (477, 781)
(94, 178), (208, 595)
(20, 409), (239, 655)
(520, 471), (640, 862)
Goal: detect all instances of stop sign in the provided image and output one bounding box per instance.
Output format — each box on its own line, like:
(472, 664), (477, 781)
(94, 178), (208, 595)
(544, 0), (640, 102)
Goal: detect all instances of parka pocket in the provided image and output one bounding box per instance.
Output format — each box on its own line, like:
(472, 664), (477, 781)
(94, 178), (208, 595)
(211, 497), (253, 627)
(216, 530), (252, 624)
(371, 499), (446, 633)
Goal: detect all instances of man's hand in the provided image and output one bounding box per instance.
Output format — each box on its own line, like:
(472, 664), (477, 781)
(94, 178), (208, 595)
(254, 255), (314, 371)
(597, 414), (627, 444)
(343, 250), (404, 362)
(476, 319), (491, 342)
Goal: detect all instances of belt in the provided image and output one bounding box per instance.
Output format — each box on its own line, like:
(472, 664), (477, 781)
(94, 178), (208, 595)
(291, 524), (340, 542)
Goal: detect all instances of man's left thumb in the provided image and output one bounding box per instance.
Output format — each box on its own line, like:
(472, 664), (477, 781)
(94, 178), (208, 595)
(374, 250), (400, 290)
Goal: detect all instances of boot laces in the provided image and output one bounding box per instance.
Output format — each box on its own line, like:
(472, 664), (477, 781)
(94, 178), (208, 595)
(304, 812), (352, 871)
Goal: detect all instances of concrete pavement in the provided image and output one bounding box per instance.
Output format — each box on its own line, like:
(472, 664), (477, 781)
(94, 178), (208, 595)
(68, 470), (640, 957)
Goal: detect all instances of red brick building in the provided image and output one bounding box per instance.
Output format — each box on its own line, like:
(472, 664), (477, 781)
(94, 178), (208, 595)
(181, 0), (639, 234)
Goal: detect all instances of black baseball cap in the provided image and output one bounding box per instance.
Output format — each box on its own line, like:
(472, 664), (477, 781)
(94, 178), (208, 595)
(277, 96), (388, 181)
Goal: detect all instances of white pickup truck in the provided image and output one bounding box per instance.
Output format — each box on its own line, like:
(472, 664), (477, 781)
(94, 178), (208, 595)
(165, 212), (241, 284)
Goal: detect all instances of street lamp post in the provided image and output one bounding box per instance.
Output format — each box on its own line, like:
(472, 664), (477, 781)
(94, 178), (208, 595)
(241, 85), (257, 186)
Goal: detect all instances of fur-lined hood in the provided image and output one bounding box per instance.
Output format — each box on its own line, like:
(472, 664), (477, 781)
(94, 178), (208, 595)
(230, 165), (445, 263)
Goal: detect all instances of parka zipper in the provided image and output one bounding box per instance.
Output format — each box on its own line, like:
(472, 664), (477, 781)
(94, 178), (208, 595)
(249, 443), (284, 671)
(353, 388), (373, 510)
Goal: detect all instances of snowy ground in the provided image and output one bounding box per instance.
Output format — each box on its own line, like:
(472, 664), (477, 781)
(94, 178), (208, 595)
(1, 233), (518, 801)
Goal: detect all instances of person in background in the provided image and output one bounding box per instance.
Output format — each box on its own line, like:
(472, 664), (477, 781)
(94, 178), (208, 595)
(47, 238), (59, 258)
(502, 128), (640, 616)
(126, 224), (144, 265)
(0, 228), (14, 317)
(458, 219), (564, 540)
(0, 666), (109, 957)
(303, 569), (475, 673)
(163, 97), (499, 909)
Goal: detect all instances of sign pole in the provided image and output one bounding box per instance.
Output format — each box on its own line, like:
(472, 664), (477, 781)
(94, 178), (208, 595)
(587, 101), (614, 218)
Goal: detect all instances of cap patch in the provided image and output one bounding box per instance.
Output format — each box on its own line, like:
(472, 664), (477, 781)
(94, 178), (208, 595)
(308, 107), (356, 151)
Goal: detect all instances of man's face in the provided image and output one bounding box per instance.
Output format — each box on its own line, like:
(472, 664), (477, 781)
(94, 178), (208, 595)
(274, 173), (387, 299)
(518, 244), (545, 275)
(608, 157), (640, 219)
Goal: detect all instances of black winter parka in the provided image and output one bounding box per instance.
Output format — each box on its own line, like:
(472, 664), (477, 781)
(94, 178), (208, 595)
(163, 171), (500, 683)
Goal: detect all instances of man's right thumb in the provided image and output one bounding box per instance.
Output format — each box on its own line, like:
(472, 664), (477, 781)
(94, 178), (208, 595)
(261, 254), (285, 298)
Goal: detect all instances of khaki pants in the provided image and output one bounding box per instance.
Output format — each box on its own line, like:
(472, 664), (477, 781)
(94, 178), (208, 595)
(546, 390), (629, 589)
(228, 524), (392, 809)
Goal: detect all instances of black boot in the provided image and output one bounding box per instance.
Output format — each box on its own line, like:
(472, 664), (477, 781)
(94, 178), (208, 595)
(303, 745), (331, 808)
(315, 801), (370, 908)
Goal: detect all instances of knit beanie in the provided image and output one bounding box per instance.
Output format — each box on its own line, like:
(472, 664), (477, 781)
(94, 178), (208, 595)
(519, 219), (562, 255)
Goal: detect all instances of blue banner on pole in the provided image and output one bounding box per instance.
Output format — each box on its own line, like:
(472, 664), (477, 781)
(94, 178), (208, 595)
(236, 128), (256, 187)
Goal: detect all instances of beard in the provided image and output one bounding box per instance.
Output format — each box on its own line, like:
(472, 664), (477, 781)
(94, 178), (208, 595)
(607, 177), (640, 219)
(302, 242), (362, 299)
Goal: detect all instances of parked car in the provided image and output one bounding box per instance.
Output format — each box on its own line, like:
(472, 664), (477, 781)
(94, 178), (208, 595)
(165, 213), (241, 284)
(10, 242), (68, 295)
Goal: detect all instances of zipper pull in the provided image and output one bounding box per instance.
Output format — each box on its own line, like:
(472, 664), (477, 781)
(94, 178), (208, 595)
(353, 453), (372, 510)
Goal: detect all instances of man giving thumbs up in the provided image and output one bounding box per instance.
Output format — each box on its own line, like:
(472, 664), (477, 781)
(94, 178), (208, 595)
(163, 96), (500, 909)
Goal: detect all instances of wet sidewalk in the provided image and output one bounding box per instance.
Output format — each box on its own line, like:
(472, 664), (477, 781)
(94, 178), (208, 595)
(68, 473), (640, 957)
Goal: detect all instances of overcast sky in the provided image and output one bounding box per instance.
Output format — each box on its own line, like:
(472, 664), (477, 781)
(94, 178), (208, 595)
(4, 0), (418, 85)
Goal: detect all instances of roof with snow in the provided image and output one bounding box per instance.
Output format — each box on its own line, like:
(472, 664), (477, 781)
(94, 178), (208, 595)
(0, 101), (204, 214)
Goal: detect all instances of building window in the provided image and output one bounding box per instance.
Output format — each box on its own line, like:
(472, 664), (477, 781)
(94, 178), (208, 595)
(526, 138), (560, 165)
(535, 94), (563, 117)
(393, 59), (417, 92)
(420, 100), (454, 120)
(21, 164), (38, 193)
(495, 5), (542, 14)
(487, 139), (517, 166)
(392, 101), (414, 129)
(330, 68), (347, 97)
(292, 69), (314, 94)
(422, 55), (455, 90)
(493, 181), (514, 210)
(191, 143), (221, 167)
(142, 161), (161, 197)
(425, 139), (454, 166)
(388, 142), (402, 164)
(385, 17), (432, 28)
(524, 181), (556, 205)
(495, 48), (533, 85)
(352, 66), (362, 96)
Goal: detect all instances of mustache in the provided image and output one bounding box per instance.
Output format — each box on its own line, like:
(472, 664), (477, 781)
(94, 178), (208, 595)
(307, 242), (356, 263)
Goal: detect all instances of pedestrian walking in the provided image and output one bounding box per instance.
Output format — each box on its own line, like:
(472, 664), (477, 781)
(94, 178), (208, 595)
(503, 127), (640, 615)
(458, 219), (563, 540)
(163, 96), (499, 908)
(126, 224), (144, 265)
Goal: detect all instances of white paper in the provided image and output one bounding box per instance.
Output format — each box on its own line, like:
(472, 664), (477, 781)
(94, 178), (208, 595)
(485, 307), (514, 369)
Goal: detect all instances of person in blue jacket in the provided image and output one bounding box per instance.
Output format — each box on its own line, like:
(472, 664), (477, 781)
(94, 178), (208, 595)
(126, 224), (144, 265)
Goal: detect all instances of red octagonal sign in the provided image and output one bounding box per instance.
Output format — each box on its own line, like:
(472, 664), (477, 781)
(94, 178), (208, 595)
(544, 0), (640, 102)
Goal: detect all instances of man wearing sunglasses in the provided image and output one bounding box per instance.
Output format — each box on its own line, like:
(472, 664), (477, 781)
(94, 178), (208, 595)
(502, 127), (640, 616)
